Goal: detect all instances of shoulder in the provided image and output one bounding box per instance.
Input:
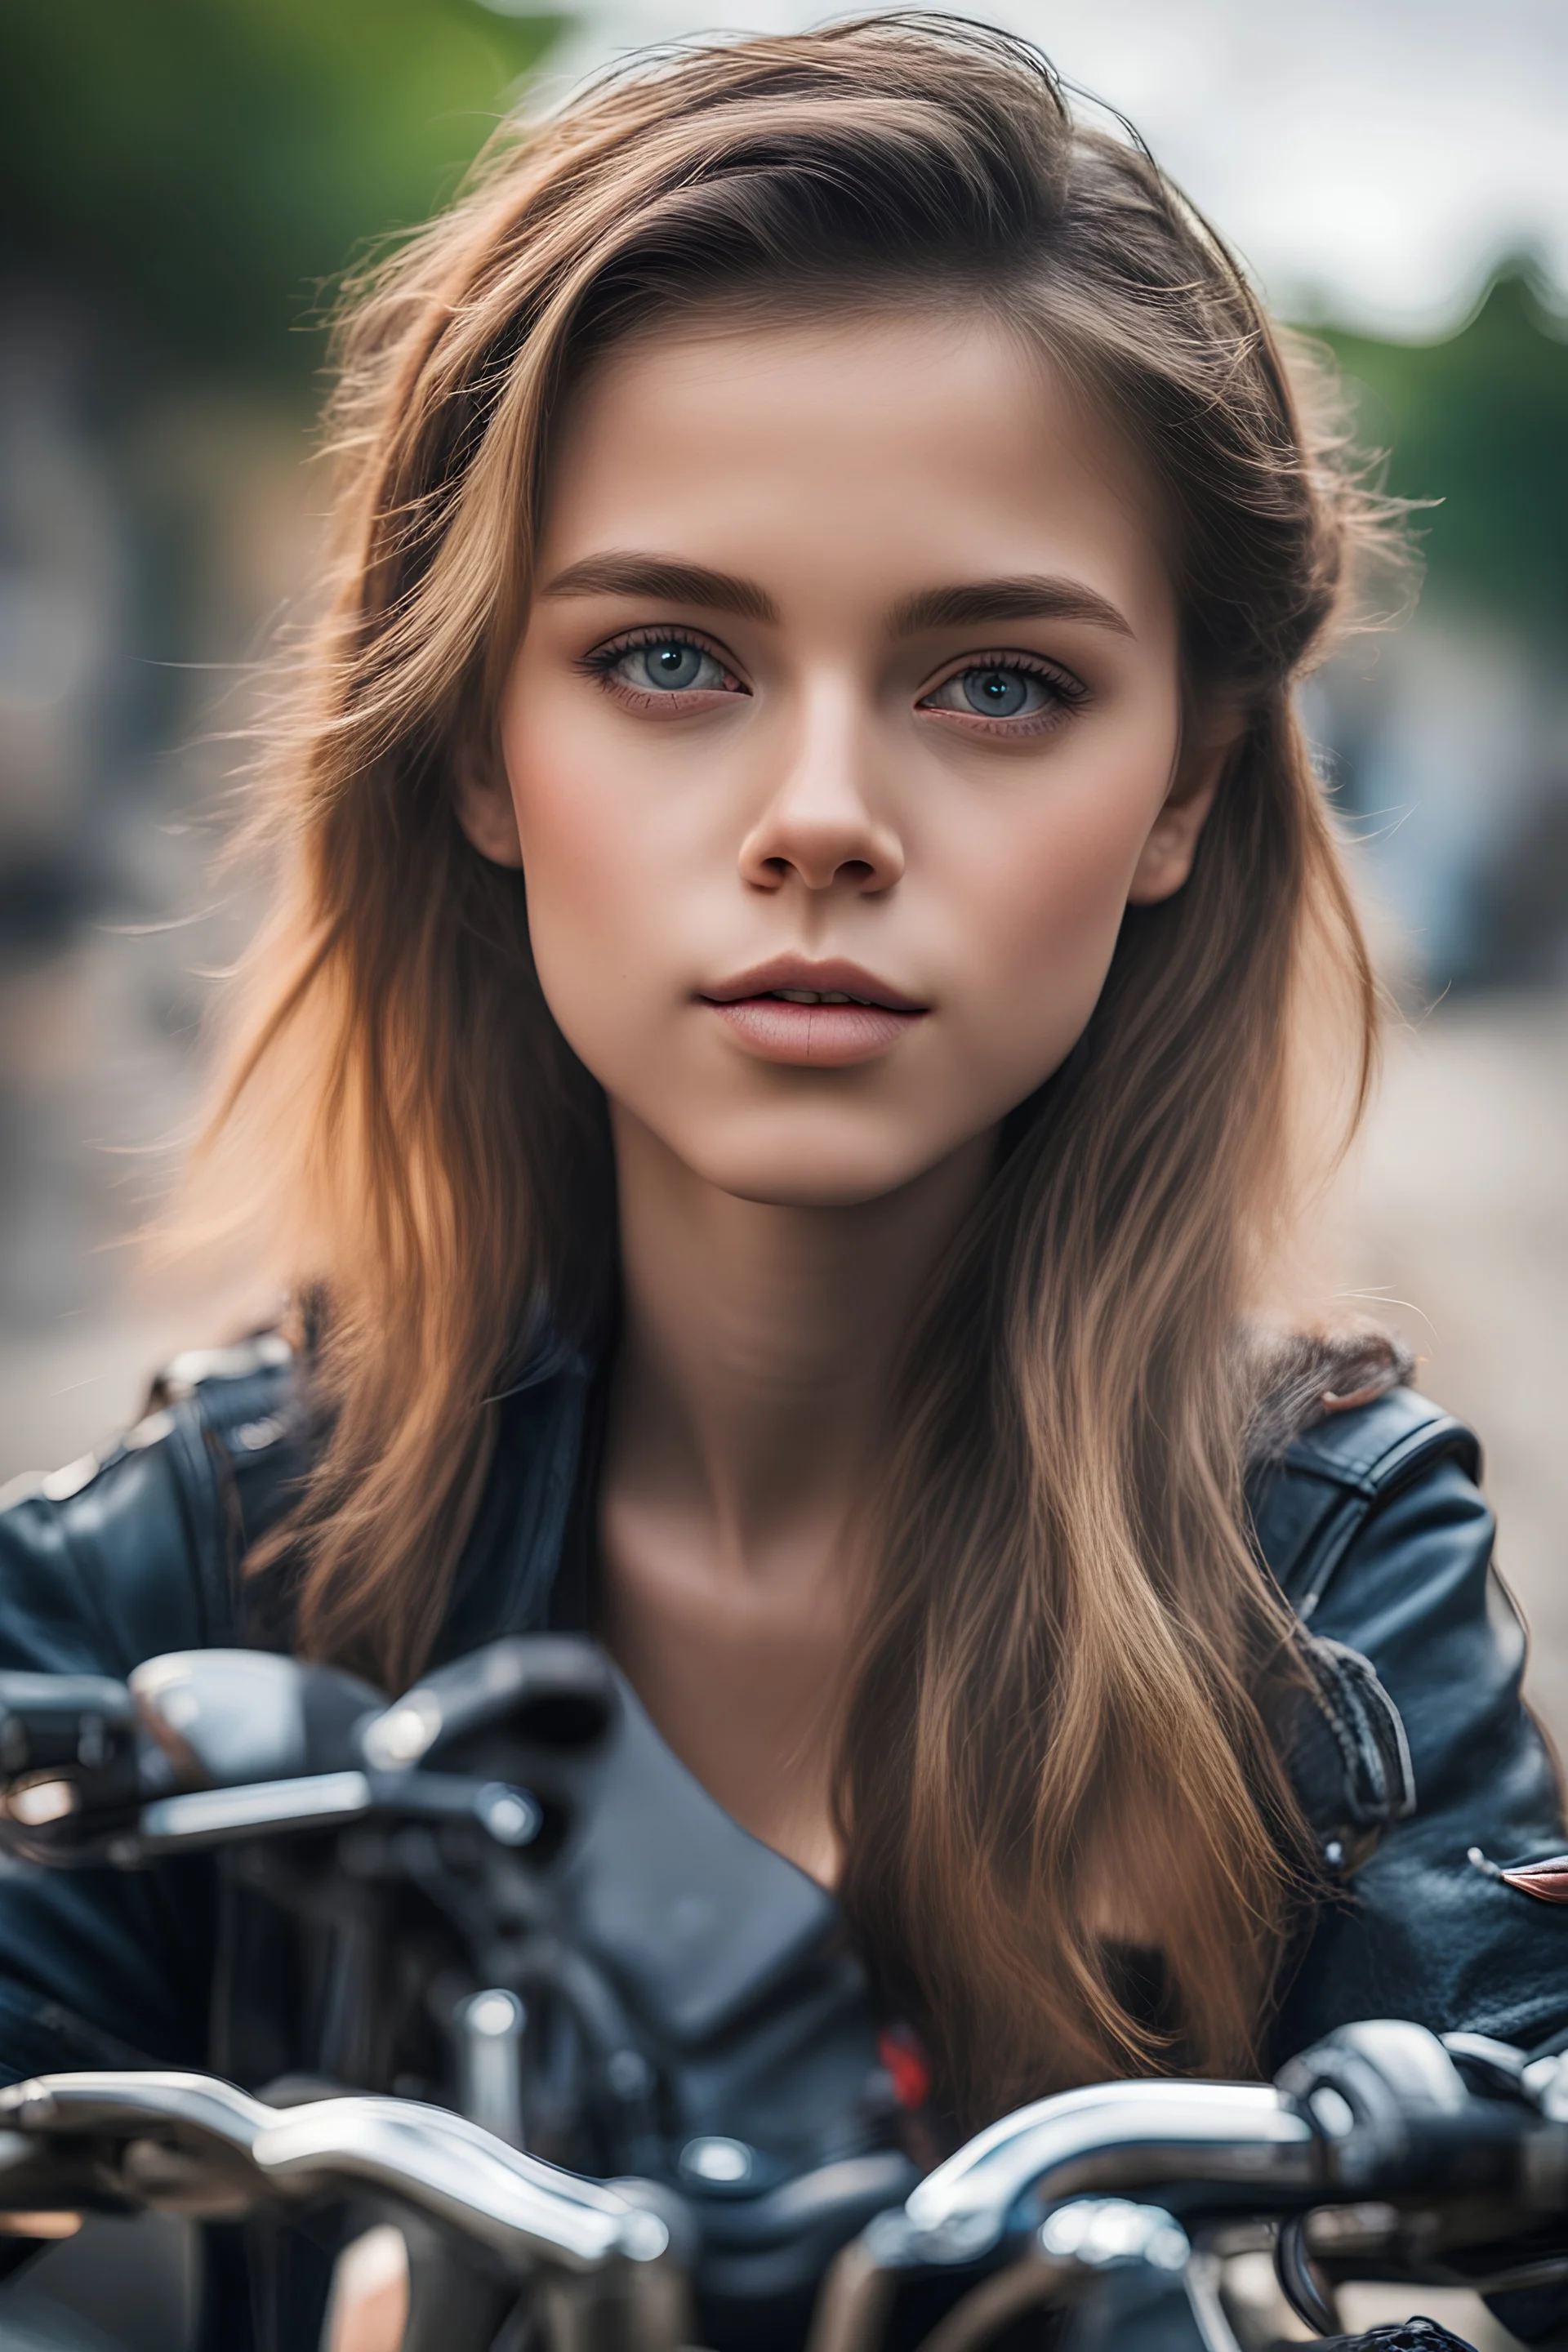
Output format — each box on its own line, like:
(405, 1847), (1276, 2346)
(1250, 1373), (1517, 1800)
(1257, 1375), (1568, 2061)
(0, 1334), (311, 1675)
(1249, 1376), (1482, 1624)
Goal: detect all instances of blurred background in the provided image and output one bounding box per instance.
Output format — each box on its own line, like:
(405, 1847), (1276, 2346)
(1, 0), (1565, 1714)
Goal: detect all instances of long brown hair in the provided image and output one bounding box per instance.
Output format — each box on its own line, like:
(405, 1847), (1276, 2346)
(189, 16), (1391, 2126)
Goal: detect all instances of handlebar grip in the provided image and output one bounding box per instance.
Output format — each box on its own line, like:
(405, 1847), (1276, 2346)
(1276, 2018), (1541, 2200)
(0, 1672), (136, 1780)
(0, 1673), (140, 1855)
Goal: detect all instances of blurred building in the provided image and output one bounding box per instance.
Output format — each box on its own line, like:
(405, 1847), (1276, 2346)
(1307, 270), (1568, 987)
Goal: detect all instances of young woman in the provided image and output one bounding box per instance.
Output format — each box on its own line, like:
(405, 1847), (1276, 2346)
(0, 2), (1562, 2228)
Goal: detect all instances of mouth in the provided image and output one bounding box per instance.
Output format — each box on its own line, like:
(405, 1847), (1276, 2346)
(699, 960), (928, 1068)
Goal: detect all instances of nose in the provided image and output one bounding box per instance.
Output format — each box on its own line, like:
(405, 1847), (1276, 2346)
(737, 688), (905, 896)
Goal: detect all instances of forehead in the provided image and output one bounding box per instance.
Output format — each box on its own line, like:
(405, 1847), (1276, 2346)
(538, 308), (1175, 643)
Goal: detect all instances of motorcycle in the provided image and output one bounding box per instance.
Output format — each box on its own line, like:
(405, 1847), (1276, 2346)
(0, 1639), (1562, 2352)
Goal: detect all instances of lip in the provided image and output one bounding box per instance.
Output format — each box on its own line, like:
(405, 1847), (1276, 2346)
(702, 957), (926, 1013)
(699, 956), (928, 1069)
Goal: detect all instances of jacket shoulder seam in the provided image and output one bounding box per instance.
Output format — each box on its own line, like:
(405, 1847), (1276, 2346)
(1251, 1390), (1482, 1619)
(0, 1337), (302, 1657)
(0, 1334), (300, 1519)
(1279, 1390), (1479, 1495)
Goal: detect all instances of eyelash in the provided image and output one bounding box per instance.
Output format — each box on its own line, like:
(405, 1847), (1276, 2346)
(918, 651), (1089, 735)
(578, 626), (744, 704)
(579, 629), (1090, 733)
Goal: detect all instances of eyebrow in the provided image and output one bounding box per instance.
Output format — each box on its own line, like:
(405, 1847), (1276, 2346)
(540, 552), (778, 622)
(891, 577), (1134, 639)
(539, 552), (1134, 642)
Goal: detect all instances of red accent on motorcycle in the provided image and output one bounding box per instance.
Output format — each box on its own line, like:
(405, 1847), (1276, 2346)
(1500, 1855), (1568, 1904)
(879, 2025), (932, 2109)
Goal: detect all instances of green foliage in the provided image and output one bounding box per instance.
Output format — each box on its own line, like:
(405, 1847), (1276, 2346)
(1, 0), (561, 376)
(1324, 270), (1568, 632)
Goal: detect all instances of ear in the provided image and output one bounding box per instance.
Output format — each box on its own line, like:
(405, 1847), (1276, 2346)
(1125, 709), (1243, 907)
(452, 746), (524, 869)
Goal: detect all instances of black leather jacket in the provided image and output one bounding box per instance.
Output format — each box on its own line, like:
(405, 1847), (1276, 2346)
(0, 1334), (1564, 2091)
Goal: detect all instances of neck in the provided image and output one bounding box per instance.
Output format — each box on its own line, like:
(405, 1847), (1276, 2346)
(605, 1108), (992, 1579)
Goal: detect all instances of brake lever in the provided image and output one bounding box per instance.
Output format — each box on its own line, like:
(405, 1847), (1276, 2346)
(0, 1760), (548, 1869)
(0, 1645), (589, 1870)
(0, 1651), (390, 1864)
(116, 1766), (547, 1861)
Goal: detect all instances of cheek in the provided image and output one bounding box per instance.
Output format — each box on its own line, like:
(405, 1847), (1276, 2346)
(943, 742), (1173, 1032)
(500, 688), (694, 1057)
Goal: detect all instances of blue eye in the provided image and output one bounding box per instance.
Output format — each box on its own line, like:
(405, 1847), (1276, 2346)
(964, 668), (1034, 716)
(616, 639), (730, 693)
(924, 662), (1059, 722)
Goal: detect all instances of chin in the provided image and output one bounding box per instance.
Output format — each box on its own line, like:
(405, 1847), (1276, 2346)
(683, 1129), (950, 1211)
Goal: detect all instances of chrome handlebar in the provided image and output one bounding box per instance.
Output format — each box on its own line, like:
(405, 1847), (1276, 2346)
(803, 2080), (1326, 2352)
(0, 2067), (1331, 2352)
(0, 2069), (1318, 2268)
(804, 2038), (1568, 2352)
(896, 2079), (1316, 2265)
(2, 2043), (1564, 2352)
(0, 2070), (670, 2274)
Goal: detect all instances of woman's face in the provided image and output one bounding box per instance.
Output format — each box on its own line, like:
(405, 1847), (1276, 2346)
(476, 309), (1224, 1206)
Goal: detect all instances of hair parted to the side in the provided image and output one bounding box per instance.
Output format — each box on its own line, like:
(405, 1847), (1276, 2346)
(185, 15), (1396, 2126)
